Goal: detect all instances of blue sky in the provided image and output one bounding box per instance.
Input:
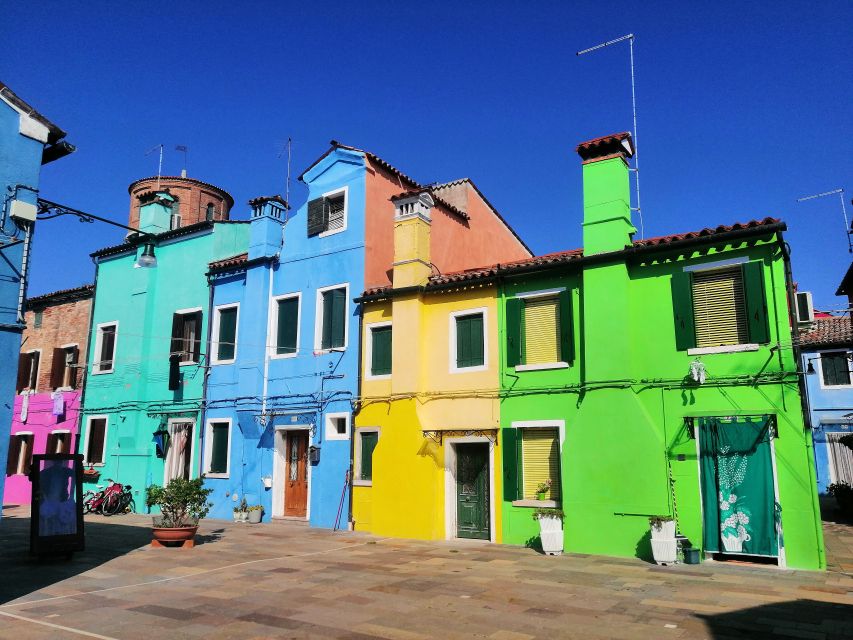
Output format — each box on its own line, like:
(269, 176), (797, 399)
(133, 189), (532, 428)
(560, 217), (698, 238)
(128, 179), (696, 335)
(3, 1), (851, 309)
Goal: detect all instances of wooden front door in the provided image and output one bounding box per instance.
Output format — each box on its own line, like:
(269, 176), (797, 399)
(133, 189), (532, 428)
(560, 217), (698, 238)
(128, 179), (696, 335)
(456, 443), (490, 540)
(284, 431), (309, 517)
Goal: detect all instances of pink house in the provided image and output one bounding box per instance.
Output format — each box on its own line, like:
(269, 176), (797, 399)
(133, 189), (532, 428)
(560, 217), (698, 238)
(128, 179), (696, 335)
(4, 285), (93, 506)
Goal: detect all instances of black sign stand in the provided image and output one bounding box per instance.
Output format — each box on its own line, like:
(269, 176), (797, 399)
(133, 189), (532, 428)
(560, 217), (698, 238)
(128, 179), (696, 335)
(30, 453), (85, 558)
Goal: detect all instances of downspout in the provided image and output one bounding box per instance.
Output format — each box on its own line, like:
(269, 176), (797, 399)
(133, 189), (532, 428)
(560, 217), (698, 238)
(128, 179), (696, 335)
(77, 258), (100, 457)
(348, 301), (363, 530)
(196, 271), (216, 480)
(15, 222), (34, 324)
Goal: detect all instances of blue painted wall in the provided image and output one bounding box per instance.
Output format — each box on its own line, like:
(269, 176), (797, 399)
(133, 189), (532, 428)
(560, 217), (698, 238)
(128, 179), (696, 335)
(802, 346), (853, 493)
(204, 148), (366, 527)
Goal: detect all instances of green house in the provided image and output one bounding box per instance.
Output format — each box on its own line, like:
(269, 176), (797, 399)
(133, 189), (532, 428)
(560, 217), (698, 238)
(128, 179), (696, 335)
(497, 132), (824, 569)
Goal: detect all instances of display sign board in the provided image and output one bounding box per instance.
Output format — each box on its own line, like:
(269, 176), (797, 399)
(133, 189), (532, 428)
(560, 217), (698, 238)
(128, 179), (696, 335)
(30, 453), (85, 557)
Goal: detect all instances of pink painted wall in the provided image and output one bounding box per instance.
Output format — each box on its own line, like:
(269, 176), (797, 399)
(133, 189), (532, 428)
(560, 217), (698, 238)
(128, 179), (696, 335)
(3, 390), (81, 506)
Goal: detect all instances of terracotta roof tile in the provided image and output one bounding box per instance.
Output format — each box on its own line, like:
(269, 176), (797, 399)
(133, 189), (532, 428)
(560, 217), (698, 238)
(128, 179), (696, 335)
(209, 252), (248, 271)
(633, 217), (781, 247)
(576, 132), (634, 162)
(799, 316), (853, 348)
(26, 284), (94, 309)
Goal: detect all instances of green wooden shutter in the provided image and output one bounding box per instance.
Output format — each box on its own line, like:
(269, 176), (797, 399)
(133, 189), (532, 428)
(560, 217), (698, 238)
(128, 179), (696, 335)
(331, 288), (346, 348)
(276, 298), (299, 355)
(209, 423), (229, 474)
(217, 307), (238, 361)
(501, 428), (520, 501)
(506, 298), (522, 367)
(822, 352), (851, 386)
(360, 431), (378, 480)
(371, 326), (392, 375)
(456, 314), (484, 368)
(742, 262), (770, 344)
(558, 289), (574, 363)
(671, 271), (696, 350)
(170, 313), (182, 357)
(307, 197), (327, 236)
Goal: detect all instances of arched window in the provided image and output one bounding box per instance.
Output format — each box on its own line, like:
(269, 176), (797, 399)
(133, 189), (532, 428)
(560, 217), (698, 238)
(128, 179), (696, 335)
(206, 203), (215, 221)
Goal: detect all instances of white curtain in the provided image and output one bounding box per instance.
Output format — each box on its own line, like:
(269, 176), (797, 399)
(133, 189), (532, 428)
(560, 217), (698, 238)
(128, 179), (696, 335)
(827, 432), (853, 484)
(165, 423), (191, 483)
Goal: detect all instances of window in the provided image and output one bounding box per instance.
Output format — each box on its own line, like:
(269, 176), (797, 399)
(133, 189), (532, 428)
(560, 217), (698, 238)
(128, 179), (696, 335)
(16, 350), (40, 392)
(307, 189), (347, 237)
(50, 345), (80, 389)
(46, 431), (71, 454)
(502, 422), (564, 504)
(94, 323), (117, 373)
(34, 310), (43, 328)
(368, 323), (392, 377)
(273, 294), (300, 357)
(356, 430), (379, 482)
(84, 417), (108, 466)
(206, 203), (215, 221)
(672, 261), (769, 352)
(212, 305), (239, 363)
(316, 285), (348, 351)
(6, 433), (34, 475)
(205, 420), (231, 477)
(452, 310), (486, 372)
(325, 412), (350, 441)
(506, 291), (573, 369)
(171, 309), (202, 364)
(821, 351), (852, 387)
(170, 212), (182, 230)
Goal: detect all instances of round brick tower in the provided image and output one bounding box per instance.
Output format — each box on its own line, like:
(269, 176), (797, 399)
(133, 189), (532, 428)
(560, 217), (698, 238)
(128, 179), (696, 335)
(127, 175), (234, 231)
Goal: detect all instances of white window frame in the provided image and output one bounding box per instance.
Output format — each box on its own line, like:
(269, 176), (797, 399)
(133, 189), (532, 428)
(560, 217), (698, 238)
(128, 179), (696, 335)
(47, 429), (72, 454)
(510, 420), (566, 508)
(172, 307), (203, 366)
(314, 283), (350, 353)
(204, 418), (232, 478)
(365, 321), (392, 380)
(817, 349), (853, 390)
(22, 348), (42, 391)
(324, 411), (351, 441)
(449, 307), (488, 374)
(318, 186), (348, 238)
(353, 427), (380, 487)
(56, 342), (80, 390)
(93, 321), (118, 375)
(211, 303), (240, 365)
(270, 292), (301, 359)
(82, 415), (109, 466)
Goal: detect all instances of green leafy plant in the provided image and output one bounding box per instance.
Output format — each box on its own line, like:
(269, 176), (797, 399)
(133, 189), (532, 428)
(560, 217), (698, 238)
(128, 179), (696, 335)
(535, 479), (552, 496)
(827, 482), (853, 498)
(247, 505), (263, 512)
(532, 507), (564, 521)
(145, 477), (213, 528)
(649, 515), (674, 527)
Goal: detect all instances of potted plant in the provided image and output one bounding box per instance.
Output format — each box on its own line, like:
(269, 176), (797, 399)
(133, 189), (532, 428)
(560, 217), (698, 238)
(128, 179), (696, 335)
(82, 464), (100, 483)
(232, 506), (242, 523)
(535, 479), (552, 501)
(237, 498), (249, 522)
(827, 482), (853, 517)
(145, 477), (212, 548)
(649, 516), (677, 565)
(247, 504), (263, 524)
(532, 507), (564, 555)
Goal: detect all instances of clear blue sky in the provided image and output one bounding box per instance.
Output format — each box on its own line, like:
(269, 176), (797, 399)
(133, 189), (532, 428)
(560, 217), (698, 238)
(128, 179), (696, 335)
(3, 2), (851, 309)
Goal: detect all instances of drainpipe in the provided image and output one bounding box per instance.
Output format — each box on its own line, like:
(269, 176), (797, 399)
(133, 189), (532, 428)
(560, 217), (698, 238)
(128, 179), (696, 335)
(196, 271), (216, 480)
(15, 222), (34, 324)
(76, 258), (99, 457)
(347, 302), (363, 530)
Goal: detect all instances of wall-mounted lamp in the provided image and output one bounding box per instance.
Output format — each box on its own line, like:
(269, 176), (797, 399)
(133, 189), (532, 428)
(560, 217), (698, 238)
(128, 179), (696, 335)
(806, 360), (816, 375)
(137, 242), (157, 268)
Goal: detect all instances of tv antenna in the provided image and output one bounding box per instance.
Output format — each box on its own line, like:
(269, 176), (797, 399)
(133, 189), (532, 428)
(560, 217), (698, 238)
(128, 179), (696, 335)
(797, 188), (851, 253)
(577, 33), (643, 238)
(277, 137), (293, 206)
(175, 145), (189, 177)
(145, 144), (164, 189)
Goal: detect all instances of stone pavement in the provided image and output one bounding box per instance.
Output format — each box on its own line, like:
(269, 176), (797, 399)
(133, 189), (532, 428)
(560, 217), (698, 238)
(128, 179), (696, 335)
(0, 507), (851, 640)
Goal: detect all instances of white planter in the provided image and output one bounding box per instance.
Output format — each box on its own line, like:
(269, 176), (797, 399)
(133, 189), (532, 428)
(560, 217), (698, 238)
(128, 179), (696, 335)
(537, 516), (564, 556)
(233, 512), (240, 523)
(248, 510), (262, 524)
(238, 511), (248, 523)
(650, 520), (676, 540)
(651, 538), (677, 565)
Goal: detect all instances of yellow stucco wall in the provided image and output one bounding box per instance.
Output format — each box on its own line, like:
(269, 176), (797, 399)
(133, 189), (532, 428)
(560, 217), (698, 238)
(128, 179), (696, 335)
(353, 288), (503, 542)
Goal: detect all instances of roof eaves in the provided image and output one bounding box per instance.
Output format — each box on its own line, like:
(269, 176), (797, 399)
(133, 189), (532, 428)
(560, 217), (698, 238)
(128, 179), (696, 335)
(0, 82), (66, 142)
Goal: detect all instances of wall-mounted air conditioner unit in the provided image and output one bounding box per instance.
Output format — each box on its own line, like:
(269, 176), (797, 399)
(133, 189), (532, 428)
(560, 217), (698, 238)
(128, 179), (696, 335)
(795, 291), (814, 325)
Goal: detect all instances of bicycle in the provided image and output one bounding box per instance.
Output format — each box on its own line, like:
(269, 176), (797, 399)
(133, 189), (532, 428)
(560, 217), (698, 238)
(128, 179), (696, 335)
(101, 483), (135, 516)
(82, 480), (112, 515)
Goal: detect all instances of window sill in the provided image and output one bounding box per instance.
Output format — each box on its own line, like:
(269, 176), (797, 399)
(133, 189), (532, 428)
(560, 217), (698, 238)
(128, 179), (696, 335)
(205, 473), (228, 479)
(84, 463), (106, 468)
(352, 479), (372, 487)
(315, 347), (347, 355)
(512, 499), (558, 508)
(451, 365), (488, 374)
(365, 374), (391, 381)
(211, 359), (236, 366)
(319, 228), (347, 238)
(325, 435), (350, 441)
(271, 352), (299, 360)
(91, 369), (114, 376)
(688, 344), (759, 356)
(515, 362), (569, 372)
(179, 361), (200, 367)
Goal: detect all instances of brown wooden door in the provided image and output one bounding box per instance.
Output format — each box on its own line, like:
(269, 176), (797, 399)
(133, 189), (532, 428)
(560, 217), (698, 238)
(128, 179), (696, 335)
(284, 431), (309, 517)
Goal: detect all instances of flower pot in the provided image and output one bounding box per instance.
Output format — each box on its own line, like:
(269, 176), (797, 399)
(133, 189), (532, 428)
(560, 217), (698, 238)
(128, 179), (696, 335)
(82, 471), (100, 483)
(233, 512), (241, 523)
(537, 515), (563, 555)
(650, 538), (677, 565)
(536, 492), (547, 501)
(248, 509), (262, 524)
(151, 525), (198, 548)
(650, 520), (675, 540)
(239, 511), (249, 523)
(684, 547), (700, 564)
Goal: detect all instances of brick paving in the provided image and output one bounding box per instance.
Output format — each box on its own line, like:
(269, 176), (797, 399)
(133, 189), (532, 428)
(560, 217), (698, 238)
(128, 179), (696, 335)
(0, 507), (851, 639)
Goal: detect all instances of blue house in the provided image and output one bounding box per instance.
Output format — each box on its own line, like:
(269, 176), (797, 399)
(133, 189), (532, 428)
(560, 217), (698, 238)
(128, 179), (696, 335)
(800, 315), (853, 494)
(202, 142), (531, 526)
(0, 83), (73, 514)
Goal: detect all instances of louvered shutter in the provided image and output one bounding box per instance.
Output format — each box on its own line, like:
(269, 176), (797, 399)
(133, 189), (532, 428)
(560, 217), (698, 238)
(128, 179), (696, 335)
(326, 195), (345, 232)
(50, 347), (66, 389)
(742, 262), (770, 344)
(558, 290), (574, 363)
(524, 298), (560, 365)
(191, 311), (203, 362)
(822, 352), (851, 386)
(692, 268), (749, 348)
(671, 271), (696, 351)
(29, 351), (40, 390)
(456, 314), (484, 368)
(307, 197), (327, 237)
(209, 423), (229, 474)
(371, 326), (392, 375)
(276, 298), (299, 355)
(68, 346), (79, 389)
(521, 428), (561, 500)
(506, 298), (522, 367)
(501, 428), (520, 501)
(329, 289), (346, 349)
(217, 307), (238, 361)
(16, 353), (28, 393)
(170, 313), (182, 357)
(360, 432), (378, 480)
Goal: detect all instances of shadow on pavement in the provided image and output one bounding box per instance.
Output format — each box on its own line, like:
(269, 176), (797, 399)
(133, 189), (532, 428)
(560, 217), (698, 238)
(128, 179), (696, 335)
(697, 599), (853, 638)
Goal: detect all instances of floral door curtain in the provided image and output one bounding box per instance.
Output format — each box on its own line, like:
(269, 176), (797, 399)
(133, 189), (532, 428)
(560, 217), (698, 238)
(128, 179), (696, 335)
(699, 416), (779, 557)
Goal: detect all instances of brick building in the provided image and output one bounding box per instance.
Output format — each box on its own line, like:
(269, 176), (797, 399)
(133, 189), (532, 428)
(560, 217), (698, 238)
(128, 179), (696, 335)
(127, 175), (233, 231)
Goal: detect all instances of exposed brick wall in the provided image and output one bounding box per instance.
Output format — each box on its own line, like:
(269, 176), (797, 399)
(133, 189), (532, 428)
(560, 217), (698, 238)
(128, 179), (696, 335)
(20, 295), (93, 393)
(127, 176), (234, 230)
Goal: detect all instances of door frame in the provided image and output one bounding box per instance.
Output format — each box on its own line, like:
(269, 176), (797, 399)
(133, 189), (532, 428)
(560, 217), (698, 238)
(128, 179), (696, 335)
(444, 436), (495, 543)
(163, 418), (195, 484)
(272, 425), (312, 520)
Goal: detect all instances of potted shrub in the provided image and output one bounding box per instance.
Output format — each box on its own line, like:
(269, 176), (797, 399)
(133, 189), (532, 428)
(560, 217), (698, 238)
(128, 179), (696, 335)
(247, 505), (263, 524)
(827, 482), (853, 517)
(536, 479), (552, 501)
(532, 507), (564, 555)
(145, 477), (212, 548)
(649, 516), (677, 565)
(237, 498), (249, 522)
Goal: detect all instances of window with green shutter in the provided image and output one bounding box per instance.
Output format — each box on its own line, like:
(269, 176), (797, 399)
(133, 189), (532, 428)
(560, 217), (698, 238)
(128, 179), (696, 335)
(821, 351), (852, 387)
(455, 313), (485, 369)
(321, 287), (347, 350)
(505, 292), (573, 368)
(359, 431), (379, 481)
(276, 297), (299, 355)
(370, 325), (392, 376)
(208, 422), (230, 475)
(521, 428), (561, 500)
(216, 306), (238, 362)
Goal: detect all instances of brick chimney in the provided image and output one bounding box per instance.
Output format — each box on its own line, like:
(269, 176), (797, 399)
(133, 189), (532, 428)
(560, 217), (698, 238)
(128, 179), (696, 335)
(576, 132), (635, 255)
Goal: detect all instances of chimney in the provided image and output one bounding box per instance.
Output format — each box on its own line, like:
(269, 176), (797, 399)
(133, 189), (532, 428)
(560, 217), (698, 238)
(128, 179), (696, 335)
(576, 132), (635, 255)
(391, 190), (433, 287)
(248, 195), (288, 260)
(137, 190), (175, 235)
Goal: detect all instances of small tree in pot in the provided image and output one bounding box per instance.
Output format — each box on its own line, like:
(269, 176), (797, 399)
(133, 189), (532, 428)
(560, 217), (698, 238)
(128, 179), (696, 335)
(145, 477), (212, 548)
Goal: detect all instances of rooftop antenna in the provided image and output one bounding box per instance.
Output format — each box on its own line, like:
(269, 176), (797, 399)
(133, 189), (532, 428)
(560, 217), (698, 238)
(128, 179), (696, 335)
(145, 144), (164, 189)
(577, 33), (644, 238)
(797, 188), (851, 253)
(277, 137), (293, 214)
(175, 145), (189, 177)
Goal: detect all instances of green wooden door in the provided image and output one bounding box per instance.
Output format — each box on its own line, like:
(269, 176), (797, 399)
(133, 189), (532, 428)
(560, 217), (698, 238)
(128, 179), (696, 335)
(456, 444), (490, 540)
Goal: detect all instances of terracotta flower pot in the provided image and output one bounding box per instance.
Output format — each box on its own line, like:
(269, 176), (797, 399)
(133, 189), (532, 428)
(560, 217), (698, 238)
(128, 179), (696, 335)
(151, 525), (198, 548)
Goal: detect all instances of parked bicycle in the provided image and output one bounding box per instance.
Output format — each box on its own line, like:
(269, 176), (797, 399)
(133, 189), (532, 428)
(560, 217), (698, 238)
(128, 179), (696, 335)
(82, 479), (135, 515)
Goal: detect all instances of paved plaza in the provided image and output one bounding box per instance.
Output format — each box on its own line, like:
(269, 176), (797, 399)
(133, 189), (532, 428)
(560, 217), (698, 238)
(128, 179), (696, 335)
(0, 507), (851, 640)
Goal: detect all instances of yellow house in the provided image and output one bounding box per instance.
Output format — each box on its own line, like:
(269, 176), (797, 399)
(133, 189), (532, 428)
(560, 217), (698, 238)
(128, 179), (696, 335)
(353, 190), (505, 542)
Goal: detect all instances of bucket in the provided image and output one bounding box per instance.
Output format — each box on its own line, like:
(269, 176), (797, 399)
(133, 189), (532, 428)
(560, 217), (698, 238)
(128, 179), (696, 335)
(684, 547), (700, 564)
